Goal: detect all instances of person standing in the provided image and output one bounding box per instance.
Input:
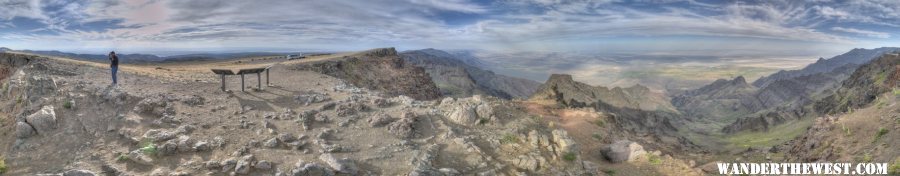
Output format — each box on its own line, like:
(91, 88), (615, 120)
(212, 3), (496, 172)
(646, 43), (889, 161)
(109, 51), (119, 85)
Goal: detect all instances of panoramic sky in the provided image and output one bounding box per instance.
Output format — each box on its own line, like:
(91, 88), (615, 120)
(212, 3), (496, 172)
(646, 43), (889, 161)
(0, 0), (899, 55)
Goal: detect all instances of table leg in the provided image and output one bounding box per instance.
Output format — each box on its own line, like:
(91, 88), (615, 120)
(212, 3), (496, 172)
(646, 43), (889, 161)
(221, 74), (226, 91)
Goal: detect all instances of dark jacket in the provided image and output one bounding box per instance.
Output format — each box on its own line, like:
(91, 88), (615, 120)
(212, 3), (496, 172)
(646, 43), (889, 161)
(110, 55), (119, 67)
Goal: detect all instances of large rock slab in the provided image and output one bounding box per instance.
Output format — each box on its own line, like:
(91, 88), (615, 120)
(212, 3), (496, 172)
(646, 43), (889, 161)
(25, 105), (57, 134)
(447, 104), (477, 125)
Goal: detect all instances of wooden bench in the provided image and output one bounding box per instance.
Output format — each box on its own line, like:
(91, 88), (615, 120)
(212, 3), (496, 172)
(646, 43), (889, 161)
(211, 66), (274, 92)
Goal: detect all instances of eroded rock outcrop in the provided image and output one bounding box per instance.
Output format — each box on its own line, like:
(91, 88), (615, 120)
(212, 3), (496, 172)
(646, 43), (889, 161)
(293, 48), (441, 100)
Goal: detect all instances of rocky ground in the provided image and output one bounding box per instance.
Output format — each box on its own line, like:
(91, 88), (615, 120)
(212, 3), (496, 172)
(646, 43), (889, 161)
(0, 49), (662, 175)
(9, 47), (895, 176)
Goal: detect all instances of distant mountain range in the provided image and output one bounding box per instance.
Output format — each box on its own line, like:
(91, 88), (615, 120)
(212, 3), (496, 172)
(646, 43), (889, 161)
(401, 48), (541, 99)
(753, 47), (900, 88)
(3, 48), (300, 64)
(670, 47), (900, 134)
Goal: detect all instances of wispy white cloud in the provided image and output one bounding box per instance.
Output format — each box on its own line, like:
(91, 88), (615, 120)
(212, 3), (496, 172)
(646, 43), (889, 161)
(0, 0), (46, 20)
(0, 0), (897, 54)
(831, 27), (890, 38)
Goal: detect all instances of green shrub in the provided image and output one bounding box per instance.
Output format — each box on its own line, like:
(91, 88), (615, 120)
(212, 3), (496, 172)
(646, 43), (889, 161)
(889, 158), (900, 175)
(63, 101), (72, 109)
(874, 127), (888, 143)
(0, 156), (6, 174)
(603, 169), (616, 175)
(116, 154), (129, 161)
(140, 144), (158, 156)
(842, 123), (851, 136)
(647, 154), (662, 165)
(563, 152), (577, 161)
(592, 133), (603, 141)
(501, 134), (519, 144)
(861, 153), (873, 163)
(876, 71), (887, 86)
(593, 119), (606, 127)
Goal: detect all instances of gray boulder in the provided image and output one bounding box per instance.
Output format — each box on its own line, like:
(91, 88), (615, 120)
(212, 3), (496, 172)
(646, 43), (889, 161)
(256, 160), (273, 170)
(133, 94), (174, 117)
(15, 121), (35, 138)
(387, 112), (417, 139)
(601, 140), (647, 163)
(447, 104), (477, 125)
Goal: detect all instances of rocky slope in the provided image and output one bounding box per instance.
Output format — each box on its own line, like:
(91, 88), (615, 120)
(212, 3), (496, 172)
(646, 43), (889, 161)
(722, 53), (900, 133)
(781, 54), (900, 167)
(0, 50), (631, 175)
(672, 76), (760, 120)
(814, 53), (900, 114)
(719, 64), (854, 132)
(675, 48), (884, 134)
(753, 47), (900, 88)
(293, 48), (442, 100)
(401, 49), (540, 99)
(527, 74), (695, 151)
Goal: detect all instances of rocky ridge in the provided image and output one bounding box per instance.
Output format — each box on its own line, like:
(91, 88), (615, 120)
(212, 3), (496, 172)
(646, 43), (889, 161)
(293, 48), (442, 100)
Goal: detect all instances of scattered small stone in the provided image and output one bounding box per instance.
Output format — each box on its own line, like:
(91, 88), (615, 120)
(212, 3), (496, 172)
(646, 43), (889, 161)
(372, 98), (391, 108)
(278, 133), (296, 143)
(143, 129), (176, 142)
(205, 160), (221, 170)
(63, 169), (97, 176)
(159, 141), (178, 156)
(368, 113), (395, 127)
(320, 153), (359, 175)
(194, 141), (210, 151)
(264, 137), (279, 148)
(235, 155), (255, 174)
(176, 135), (196, 152)
(256, 160), (273, 170)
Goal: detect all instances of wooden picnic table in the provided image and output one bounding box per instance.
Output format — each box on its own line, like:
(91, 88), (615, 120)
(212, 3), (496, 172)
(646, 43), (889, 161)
(211, 66), (273, 92)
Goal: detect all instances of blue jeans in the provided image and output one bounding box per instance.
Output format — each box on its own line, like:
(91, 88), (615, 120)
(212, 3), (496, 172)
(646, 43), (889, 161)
(111, 66), (118, 84)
